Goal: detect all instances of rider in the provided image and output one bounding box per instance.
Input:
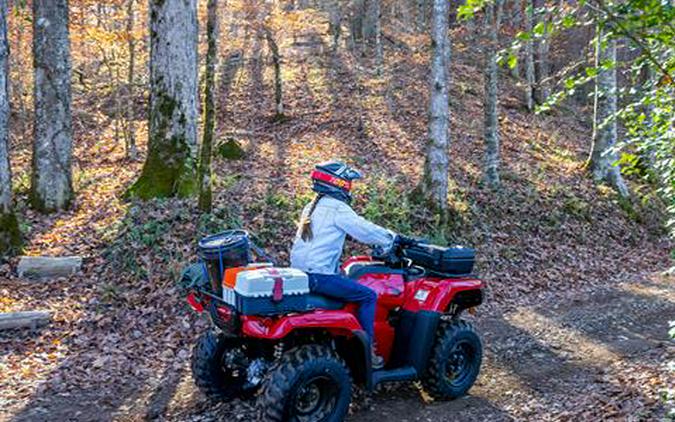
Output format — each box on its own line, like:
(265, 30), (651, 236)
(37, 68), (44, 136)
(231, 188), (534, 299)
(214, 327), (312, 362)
(290, 160), (395, 369)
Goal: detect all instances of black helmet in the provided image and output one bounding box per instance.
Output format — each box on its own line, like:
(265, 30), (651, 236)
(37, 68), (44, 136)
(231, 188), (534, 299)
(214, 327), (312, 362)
(311, 160), (362, 203)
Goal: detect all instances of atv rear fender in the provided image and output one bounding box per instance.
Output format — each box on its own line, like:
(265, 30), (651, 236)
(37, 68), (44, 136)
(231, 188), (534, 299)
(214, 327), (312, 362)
(242, 311), (373, 386)
(240, 310), (362, 339)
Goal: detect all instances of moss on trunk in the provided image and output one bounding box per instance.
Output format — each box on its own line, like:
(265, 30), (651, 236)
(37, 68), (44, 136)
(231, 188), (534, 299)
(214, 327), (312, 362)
(125, 92), (197, 199)
(125, 134), (197, 199)
(0, 211), (21, 257)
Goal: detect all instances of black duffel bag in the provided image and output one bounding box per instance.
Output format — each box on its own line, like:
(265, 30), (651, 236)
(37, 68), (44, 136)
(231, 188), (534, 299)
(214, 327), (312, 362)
(402, 243), (475, 275)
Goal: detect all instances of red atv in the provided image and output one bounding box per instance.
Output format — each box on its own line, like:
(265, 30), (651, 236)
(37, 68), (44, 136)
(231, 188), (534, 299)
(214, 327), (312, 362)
(184, 230), (484, 421)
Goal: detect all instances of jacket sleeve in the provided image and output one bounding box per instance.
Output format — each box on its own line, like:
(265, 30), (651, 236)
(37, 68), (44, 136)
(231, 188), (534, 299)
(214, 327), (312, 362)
(335, 206), (395, 248)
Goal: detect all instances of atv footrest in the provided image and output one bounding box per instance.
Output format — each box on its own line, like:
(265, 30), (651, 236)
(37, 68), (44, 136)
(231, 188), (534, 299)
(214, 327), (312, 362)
(372, 366), (417, 387)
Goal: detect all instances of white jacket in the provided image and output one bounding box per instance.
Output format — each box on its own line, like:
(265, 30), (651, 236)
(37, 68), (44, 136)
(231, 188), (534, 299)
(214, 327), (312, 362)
(290, 196), (395, 274)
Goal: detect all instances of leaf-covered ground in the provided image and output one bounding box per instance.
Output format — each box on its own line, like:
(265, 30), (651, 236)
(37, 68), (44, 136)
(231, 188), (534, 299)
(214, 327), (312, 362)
(1, 20), (673, 422)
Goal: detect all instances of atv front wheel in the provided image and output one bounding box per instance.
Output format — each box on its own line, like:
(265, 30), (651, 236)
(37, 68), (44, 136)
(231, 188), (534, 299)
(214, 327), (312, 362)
(423, 320), (482, 400)
(259, 344), (352, 422)
(191, 331), (258, 400)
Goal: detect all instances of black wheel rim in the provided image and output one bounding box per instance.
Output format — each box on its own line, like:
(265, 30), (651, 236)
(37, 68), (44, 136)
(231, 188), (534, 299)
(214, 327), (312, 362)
(219, 346), (249, 390)
(291, 375), (339, 422)
(445, 340), (476, 387)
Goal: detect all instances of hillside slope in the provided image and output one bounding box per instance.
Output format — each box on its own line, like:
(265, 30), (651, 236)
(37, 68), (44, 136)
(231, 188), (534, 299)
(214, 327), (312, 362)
(0, 22), (672, 422)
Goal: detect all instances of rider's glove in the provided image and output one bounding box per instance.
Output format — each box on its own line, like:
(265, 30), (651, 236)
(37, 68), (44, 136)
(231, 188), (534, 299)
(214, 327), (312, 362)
(396, 234), (417, 247)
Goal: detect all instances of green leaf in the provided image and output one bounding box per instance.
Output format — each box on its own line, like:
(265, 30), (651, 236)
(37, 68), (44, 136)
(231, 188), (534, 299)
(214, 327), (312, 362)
(507, 53), (518, 69)
(562, 15), (576, 28)
(585, 67), (599, 77)
(533, 22), (546, 35)
(457, 0), (487, 20)
(516, 31), (531, 41)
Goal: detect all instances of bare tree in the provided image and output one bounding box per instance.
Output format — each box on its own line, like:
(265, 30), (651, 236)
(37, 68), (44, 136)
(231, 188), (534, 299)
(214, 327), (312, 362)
(416, 0), (428, 31)
(483, 0), (504, 189)
(420, 0), (450, 216)
(125, 0), (137, 160)
(126, 0), (198, 199)
(510, 0), (522, 79)
(263, 26), (284, 120)
(524, 0), (535, 111)
(0, 0), (20, 254)
(198, 0), (219, 212)
(588, 29), (629, 198)
(534, 0), (550, 103)
(349, 0), (366, 50)
(31, 0), (73, 212)
(363, 0), (383, 69)
(328, 0), (343, 51)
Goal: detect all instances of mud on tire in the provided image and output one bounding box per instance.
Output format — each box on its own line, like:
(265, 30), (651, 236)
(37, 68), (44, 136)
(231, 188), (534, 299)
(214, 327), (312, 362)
(258, 344), (352, 422)
(423, 320), (482, 400)
(191, 331), (252, 401)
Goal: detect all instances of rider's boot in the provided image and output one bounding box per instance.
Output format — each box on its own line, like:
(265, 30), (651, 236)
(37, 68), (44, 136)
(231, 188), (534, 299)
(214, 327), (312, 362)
(372, 345), (384, 369)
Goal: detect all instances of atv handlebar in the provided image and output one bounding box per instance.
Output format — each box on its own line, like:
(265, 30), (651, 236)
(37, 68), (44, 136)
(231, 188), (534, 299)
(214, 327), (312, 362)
(371, 234), (421, 266)
(395, 234), (418, 248)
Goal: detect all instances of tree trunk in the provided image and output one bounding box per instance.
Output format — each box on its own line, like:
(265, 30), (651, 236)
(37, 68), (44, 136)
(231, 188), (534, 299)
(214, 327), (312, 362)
(198, 0), (219, 213)
(126, 0), (198, 199)
(534, 0), (550, 104)
(31, 0), (73, 212)
(524, 0), (535, 111)
(125, 0), (137, 160)
(510, 0), (522, 79)
(588, 30), (629, 198)
(10, 13), (27, 136)
(219, 51), (243, 99)
(416, 0), (428, 31)
(0, 0), (19, 255)
(363, 0), (383, 69)
(421, 0), (450, 215)
(399, 0), (412, 30)
(328, 0), (342, 52)
(264, 27), (284, 119)
(483, 0), (503, 189)
(363, 0), (376, 39)
(0, 0), (10, 215)
(349, 0), (365, 50)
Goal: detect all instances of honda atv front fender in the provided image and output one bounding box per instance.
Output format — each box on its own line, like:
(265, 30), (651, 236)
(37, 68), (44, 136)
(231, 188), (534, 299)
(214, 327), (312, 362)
(403, 277), (484, 313)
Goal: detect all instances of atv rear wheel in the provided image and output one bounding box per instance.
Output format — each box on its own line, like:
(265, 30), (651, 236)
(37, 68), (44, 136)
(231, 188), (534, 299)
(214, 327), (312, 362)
(258, 344), (352, 422)
(423, 320), (482, 400)
(191, 331), (259, 401)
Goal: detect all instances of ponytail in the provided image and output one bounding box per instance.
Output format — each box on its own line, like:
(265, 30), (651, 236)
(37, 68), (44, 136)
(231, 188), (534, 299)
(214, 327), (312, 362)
(299, 194), (323, 242)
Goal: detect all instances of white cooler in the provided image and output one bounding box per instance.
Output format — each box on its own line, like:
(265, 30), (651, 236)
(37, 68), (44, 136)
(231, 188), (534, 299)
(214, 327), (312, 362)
(233, 267), (310, 315)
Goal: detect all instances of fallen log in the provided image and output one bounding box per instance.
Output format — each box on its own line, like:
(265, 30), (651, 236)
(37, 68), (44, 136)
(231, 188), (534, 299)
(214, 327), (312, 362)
(0, 311), (51, 330)
(17, 256), (82, 279)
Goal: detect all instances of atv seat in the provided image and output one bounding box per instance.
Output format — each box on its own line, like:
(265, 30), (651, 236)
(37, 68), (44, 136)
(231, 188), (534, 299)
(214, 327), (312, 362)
(345, 262), (404, 280)
(306, 294), (345, 311)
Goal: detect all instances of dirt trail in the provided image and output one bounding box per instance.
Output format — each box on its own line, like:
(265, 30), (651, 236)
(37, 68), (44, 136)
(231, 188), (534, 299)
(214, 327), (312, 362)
(4, 277), (673, 421)
(349, 279), (675, 421)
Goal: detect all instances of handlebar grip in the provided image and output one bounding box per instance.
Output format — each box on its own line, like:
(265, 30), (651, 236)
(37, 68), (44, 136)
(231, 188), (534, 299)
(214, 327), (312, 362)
(396, 235), (418, 247)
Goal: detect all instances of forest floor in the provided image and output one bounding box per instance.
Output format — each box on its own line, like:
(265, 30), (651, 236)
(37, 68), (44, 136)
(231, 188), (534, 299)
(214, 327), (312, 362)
(2, 274), (672, 421)
(1, 21), (674, 422)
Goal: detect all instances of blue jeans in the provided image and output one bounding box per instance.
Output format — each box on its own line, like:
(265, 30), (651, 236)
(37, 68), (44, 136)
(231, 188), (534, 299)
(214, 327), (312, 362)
(308, 273), (377, 344)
